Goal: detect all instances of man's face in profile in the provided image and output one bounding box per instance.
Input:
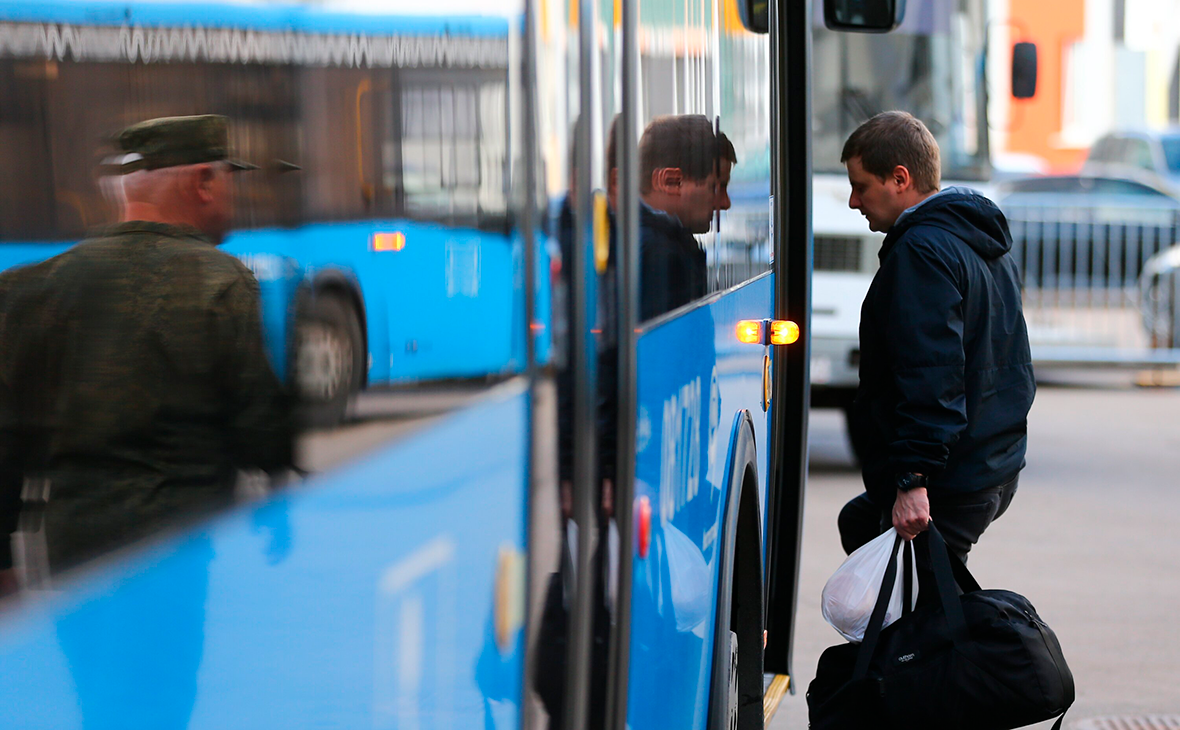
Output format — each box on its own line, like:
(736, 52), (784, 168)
(679, 159), (733, 234)
(845, 155), (901, 233)
(202, 162), (236, 245)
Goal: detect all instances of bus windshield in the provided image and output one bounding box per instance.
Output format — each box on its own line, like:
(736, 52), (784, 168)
(812, 0), (988, 180)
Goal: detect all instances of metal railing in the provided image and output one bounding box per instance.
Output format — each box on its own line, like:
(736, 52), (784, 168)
(998, 177), (1180, 369)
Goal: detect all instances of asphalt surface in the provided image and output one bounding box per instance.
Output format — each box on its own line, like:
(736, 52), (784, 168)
(770, 372), (1180, 729)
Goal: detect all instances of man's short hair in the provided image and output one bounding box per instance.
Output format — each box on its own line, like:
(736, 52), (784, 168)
(840, 111), (940, 193)
(638, 114), (737, 194)
(606, 114), (620, 175)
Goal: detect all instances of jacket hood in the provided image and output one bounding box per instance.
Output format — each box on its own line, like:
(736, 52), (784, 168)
(883, 188), (1013, 260)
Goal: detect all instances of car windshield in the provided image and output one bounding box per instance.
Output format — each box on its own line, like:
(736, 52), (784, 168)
(1161, 135), (1180, 174)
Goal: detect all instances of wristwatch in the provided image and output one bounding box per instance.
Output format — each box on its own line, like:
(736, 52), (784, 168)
(896, 472), (929, 492)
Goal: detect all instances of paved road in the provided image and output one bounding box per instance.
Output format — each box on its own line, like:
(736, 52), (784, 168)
(769, 374), (1180, 729)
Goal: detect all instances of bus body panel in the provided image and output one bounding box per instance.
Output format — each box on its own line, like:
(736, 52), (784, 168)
(223, 222), (549, 385)
(0, 384), (531, 729)
(0, 0), (514, 33)
(628, 276), (771, 730)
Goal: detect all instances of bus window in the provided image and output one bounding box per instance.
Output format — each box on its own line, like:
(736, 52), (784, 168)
(397, 72), (509, 229)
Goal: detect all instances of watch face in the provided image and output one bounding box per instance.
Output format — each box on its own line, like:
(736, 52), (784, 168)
(898, 473), (924, 491)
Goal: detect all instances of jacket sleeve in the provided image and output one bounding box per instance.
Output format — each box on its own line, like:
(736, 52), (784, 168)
(215, 272), (295, 474)
(881, 235), (968, 479)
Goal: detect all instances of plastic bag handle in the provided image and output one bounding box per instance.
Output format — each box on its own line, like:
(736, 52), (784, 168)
(902, 538), (914, 618)
(851, 525), (972, 680)
(851, 533), (908, 680)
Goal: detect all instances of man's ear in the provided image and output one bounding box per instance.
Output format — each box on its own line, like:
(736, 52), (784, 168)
(193, 164), (217, 204)
(891, 165), (913, 192)
(651, 167), (684, 194)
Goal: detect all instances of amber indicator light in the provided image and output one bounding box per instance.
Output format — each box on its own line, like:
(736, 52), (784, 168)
(371, 232), (406, 252)
(770, 320), (800, 345)
(736, 320), (763, 345)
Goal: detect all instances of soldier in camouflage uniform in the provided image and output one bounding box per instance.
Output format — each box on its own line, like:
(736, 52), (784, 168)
(0, 115), (293, 590)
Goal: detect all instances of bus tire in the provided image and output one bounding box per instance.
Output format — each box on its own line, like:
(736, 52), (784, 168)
(725, 630), (740, 730)
(293, 292), (364, 429)
(709, 412), (764, 730)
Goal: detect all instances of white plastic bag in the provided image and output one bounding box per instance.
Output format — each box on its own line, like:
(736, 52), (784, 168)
(821, 528), (918, 643)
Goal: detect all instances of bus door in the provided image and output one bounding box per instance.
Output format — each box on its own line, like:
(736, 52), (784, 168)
(525, 0), (780, 727)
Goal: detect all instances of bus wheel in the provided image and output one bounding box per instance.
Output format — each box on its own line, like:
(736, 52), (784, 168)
(725, 630), (739, 730)
(294, 293), (363, 429)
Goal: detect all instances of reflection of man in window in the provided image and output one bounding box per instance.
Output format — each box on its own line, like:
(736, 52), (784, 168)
(636, 114), (736, 321)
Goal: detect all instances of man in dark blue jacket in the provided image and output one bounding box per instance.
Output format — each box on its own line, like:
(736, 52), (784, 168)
(837, 111), (1035, 567)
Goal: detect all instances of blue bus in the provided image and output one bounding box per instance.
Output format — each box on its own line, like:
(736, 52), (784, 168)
(0, 0), (900, 728)
(0, 0), (550, 426)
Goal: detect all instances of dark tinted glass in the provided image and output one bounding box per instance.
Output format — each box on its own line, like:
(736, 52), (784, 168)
(824, 0), (902, 32)
(1001, 175), (1172, 197)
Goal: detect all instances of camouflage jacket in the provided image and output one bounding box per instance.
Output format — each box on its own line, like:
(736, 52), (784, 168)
(0, 222), (293, 571)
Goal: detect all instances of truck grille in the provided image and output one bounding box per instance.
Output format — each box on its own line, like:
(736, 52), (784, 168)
(814, 235), (863, 272)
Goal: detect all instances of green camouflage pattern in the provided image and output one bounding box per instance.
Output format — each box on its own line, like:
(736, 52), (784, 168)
(116, 114), (257, 173)
(0, 222), (293, 571)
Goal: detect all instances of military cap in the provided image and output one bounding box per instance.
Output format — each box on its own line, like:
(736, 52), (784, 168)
(113, 114), (258, 174)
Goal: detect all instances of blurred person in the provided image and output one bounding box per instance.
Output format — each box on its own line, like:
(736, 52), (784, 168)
(836, 111), (1035, 583)
(0, 114), (294, 590)
(636, 114), (735, 321)
(542, 116), (616, 730)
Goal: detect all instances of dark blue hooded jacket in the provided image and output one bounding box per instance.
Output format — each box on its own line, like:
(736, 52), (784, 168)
(851, 188), (1035, 504)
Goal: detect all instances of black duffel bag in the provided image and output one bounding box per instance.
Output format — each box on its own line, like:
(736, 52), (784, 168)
(807, 524), (1074, 730)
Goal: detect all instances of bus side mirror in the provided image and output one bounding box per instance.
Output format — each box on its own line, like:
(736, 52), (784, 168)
(823, 0), (905, 33)
(1011, 42), (1038, 99)
(738, 0), (768, 33)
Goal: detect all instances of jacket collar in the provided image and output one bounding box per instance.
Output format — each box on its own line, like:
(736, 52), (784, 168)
(91, 221), (213, 243)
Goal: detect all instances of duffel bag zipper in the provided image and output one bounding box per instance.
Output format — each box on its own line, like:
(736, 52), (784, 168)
(1023, 609), (1047, 628)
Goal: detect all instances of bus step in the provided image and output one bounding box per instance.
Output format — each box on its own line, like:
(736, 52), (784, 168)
(762, 673), (790, 725)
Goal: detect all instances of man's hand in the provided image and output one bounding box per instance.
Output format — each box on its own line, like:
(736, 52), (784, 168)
(893, 486), (931, 540)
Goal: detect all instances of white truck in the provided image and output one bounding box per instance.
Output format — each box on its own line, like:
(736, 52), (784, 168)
(809, 0), (1008, 455)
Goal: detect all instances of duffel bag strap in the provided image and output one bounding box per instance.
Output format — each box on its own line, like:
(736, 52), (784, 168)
(926, 524), (970, 645)
(946, 545), (983, 594)
(852, 534), (905, 681)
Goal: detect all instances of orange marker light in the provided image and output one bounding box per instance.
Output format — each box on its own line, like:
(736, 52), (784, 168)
(736, 320), (763, 345)
(770, 320), (800, 345)
(371, 231), (406, 252)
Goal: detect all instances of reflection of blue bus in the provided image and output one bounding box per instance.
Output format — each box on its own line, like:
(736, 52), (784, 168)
(0, 0), (899, 729)
(0, 0), (549, 426)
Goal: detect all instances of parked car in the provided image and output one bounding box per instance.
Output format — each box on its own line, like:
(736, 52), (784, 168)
(1140, 244), (1180, 348)
(1082, 129), (1180, 195)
